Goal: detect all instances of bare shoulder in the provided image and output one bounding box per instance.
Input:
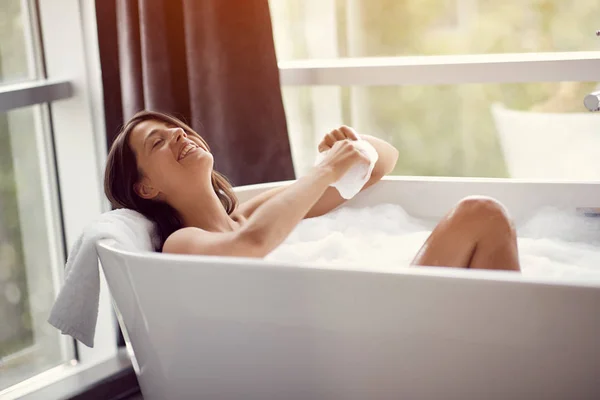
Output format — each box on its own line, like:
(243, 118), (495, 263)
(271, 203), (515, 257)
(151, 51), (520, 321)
(162, 224), (254, 257)
(162, 227), (207, 254)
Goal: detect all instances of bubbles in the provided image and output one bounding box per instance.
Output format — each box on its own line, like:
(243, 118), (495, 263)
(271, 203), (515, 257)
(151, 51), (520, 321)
(518, 207), (600, 246)
(267, 204), (600, 279)
(267, 204), (431, 268)
(5, 282), (22, 305)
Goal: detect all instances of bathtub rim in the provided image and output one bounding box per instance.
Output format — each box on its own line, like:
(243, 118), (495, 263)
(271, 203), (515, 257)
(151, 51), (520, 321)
(234, 175), (600, 197)
(233, 176), (600, 221)
(97, 239), (600, 291)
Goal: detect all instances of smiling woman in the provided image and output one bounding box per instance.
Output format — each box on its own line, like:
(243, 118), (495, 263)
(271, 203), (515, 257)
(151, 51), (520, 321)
(103, 109), (521, 273)
(177, 142), (200, 161)
(104, 110), (238, 248)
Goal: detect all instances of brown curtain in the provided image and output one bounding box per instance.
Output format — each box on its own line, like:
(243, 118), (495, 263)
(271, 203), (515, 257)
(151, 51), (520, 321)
(96, 0), (295, 186)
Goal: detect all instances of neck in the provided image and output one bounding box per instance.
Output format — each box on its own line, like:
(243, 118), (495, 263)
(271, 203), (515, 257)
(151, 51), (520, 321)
(168, 185), (236, 233)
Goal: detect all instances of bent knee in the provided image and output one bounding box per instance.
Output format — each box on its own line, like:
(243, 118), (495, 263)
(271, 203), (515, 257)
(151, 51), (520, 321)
(453, 196), (514, 230)
(456, 196), (507, 215)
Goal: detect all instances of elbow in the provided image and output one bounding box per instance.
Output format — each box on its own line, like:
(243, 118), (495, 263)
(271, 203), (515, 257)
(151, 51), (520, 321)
(382, 146), (399, 176)
(236, 228), (271, 258)
(389, 147), (399, 173)
(374, 147), (398, 179)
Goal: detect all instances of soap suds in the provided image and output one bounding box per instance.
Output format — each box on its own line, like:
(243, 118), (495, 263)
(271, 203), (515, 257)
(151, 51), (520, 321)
(266, 204), (600, 278)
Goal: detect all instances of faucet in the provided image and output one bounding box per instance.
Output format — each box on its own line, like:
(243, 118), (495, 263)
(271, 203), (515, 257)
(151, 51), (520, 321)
(583, 31), (600, 111)
(583, 30), (600, 111)
(584, 91), (600, 112)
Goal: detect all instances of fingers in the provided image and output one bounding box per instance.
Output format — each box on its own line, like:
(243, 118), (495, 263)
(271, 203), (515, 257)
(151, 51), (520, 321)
(318, 126), (360, 152)
(318, 134), (335, 152)
(318, 129), (342, 152)
(339, 125), (359, 141)
(338, 140), (368, 164)
(347, 144), (369, 163)
(331, 129), (346, 141)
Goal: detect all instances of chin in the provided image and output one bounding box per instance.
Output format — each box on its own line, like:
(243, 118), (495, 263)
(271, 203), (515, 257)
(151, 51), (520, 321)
(186, 149), (212, 163)
(203, 152), (215, 169)
(188, 152), (214, 174)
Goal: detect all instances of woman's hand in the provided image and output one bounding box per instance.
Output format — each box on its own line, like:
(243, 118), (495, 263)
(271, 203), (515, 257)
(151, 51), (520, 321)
(320, 126), (399, 179)
(316, 139), (371, 183)
(318, 126), (360, 152)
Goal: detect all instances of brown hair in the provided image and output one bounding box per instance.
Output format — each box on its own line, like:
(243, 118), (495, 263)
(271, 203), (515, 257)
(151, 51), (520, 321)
(104, 110), (238, 250)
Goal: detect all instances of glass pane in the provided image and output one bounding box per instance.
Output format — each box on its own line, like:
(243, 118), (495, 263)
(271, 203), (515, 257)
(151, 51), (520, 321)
(269, 0), (600, 60)
(282, 81), (600, 180)
(0, 0), (40, 84)
(0, 106), (71, 391)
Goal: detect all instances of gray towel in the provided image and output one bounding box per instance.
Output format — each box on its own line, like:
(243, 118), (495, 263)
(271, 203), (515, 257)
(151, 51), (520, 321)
(48, 209), (158, 347)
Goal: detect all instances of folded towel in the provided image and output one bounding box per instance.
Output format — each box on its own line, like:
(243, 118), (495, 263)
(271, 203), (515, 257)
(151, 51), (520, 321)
(314, 139), (379, 199)
(48, 208), (157, 348)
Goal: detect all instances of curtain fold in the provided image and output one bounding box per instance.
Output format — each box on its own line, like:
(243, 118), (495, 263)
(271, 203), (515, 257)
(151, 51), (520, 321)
(97, 0), (295, 186)
(116, 0), (144, 118)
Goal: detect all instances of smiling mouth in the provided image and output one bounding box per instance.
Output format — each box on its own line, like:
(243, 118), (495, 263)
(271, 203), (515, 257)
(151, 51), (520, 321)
(178, 143), (198, 161)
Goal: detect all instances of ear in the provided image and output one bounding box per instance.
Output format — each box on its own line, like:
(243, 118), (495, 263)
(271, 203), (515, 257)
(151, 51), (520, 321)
(133, 178), (159, 200)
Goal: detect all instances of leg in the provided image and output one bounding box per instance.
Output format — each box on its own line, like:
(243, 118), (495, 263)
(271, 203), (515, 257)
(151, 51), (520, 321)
(411, 196), (520, 271)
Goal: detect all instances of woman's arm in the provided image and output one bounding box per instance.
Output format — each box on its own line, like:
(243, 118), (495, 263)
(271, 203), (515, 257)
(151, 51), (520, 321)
(304, 133), (398, 218)
(164, 141), (369, 257)
(238, 127), (398, 219)
(360, 134), (399, 179)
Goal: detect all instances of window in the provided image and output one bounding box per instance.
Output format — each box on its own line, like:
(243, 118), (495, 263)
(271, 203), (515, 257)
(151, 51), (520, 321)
(1, 0), (114, 396)
(0, 0), (71, 391)
(282, 81), (600, 178)
(0, 105), (71, 390)
(270, 0), (600, 60)
(270, 0), (600, 180)
(0, 0), (41, 84)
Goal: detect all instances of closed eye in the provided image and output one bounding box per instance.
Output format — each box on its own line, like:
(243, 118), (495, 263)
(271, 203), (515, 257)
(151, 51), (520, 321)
(152, 139), (163, 149)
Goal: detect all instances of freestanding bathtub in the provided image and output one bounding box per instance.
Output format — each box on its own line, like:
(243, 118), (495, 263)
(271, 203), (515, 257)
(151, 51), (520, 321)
(97, 177), (600, 400)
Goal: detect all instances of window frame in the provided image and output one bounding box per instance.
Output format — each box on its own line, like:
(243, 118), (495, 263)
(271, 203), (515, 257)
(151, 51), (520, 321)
(278, 52), (600, 177)
(279, 52), (600, 86)
(35, 0), (115, 368)
(0, 0), (117, 398)
(0, 80), (72, 111)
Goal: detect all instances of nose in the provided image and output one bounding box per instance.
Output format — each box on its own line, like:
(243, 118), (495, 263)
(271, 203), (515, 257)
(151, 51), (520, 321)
(171, 127), (187, 142)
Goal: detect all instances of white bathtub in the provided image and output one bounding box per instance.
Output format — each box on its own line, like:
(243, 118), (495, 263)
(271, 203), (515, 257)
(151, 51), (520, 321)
(97, 177), (600, 400)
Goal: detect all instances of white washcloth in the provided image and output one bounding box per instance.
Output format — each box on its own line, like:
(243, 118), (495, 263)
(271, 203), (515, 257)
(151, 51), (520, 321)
(48, 209), (158, 348)
(315, 139), (379, 199)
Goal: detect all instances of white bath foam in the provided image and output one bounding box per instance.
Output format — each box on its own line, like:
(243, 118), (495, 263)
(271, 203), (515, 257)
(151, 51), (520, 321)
(266, 204), (600, 278)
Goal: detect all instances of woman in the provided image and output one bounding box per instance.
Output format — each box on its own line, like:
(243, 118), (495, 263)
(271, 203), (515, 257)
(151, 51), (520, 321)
(105, 110), (520, 271)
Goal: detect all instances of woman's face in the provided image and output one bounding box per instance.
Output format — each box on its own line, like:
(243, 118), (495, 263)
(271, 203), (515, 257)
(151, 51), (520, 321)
(128, 118), (213, 200)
